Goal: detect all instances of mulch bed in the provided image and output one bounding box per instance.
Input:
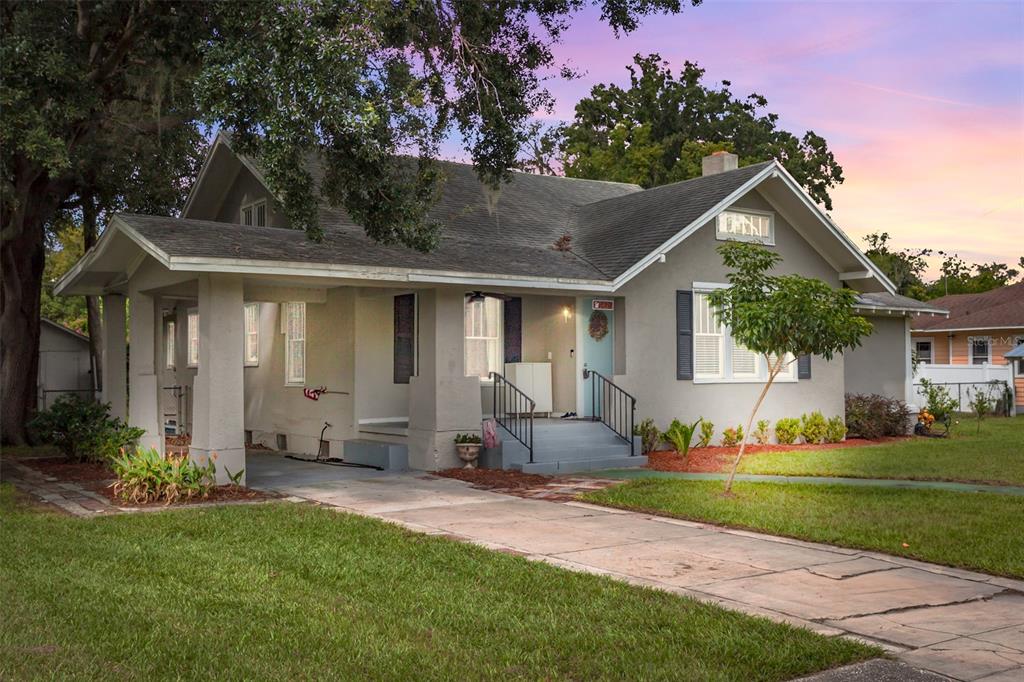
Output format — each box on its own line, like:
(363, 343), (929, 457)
(647, 437), (908, 473)
(22, 457), (115, 482)
(85, 481), (276, 508)
(436, 467), (552, 490)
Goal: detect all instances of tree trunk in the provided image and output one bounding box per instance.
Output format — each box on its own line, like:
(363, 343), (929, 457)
(1, 180), (54, 444)
(723, 355), (786, 493)
(82, 196), (103, 392)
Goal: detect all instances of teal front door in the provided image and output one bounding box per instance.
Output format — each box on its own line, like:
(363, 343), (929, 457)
(580, 298), (614, 418)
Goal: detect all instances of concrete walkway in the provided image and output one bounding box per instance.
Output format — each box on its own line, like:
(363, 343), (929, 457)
(249, 463), (1024, 682)
(596, 470), (1024, 496)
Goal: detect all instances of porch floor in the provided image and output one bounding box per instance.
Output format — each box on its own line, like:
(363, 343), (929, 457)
(246, 450), (391, 490)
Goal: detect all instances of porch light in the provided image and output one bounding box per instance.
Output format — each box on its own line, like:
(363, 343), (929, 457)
(562, 306), (572, 322)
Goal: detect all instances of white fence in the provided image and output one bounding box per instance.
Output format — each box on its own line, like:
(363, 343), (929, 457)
(913, 363), (1015, 413)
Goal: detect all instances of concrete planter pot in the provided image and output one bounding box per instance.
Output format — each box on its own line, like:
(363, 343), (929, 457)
(455, 443), (482, 469)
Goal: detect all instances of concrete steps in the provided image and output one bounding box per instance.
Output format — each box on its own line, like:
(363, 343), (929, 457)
(482, 418), (644, 473)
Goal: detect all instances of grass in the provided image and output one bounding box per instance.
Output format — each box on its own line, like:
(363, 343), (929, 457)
(738, 416), (1024, 485)
(0, 485), (877, 681)
(582, 479), (1024, 578)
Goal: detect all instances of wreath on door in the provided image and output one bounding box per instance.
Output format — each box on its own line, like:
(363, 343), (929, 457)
(588, 310), (609, 342)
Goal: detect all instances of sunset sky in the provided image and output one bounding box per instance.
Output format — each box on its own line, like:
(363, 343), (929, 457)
(451, 0), (1024, 278)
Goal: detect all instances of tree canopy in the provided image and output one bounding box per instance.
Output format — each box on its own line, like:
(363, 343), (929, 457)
(554, 54), (843, 209)
(1, 0), (700, 443)
(862, 232), (1022, 300)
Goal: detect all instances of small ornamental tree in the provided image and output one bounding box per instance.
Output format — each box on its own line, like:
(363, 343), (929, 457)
(708, 242), (873, 493)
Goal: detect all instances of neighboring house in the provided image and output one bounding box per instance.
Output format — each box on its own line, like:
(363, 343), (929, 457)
(56, 136), (943, 482)
(38, 318), (94, 410)
(911, 282), (1024, 366)
(1005, 343), (1024, 415)
(911, 283), (1024, 414)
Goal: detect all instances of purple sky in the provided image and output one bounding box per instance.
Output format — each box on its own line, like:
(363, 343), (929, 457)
(453, 0), (1024, 278)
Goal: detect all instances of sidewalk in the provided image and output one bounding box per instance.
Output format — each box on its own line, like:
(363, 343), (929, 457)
(251, 468), (1024, 682)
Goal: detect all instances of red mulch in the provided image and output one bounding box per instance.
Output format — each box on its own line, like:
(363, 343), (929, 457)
(86, 481), (276, 508)
(647, 437), (908, 473)
(436, 467), (552, 490)
(23, 457), (115, 482)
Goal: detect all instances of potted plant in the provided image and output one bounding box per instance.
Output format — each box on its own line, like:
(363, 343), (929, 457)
(454, 433), (483, 469)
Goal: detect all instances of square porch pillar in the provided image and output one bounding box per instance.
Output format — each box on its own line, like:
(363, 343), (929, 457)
(189, 274), (245, 485)
(101, 294), (127, 422)
(128, 284), (163, 454)
(407, 288), (482, 469)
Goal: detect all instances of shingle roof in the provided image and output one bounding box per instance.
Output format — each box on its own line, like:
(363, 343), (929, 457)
(570, 161), (774, 277)
(118, 213), (614, 281)
(912, 282), (1024, 330)
(853, 292), (948, 315)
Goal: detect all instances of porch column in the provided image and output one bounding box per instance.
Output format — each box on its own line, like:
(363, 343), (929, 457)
(189, 273), (245, 485)
(407, 288), (482, 469)
(128, 284), (163, 454)
(100, 294), (127, 422)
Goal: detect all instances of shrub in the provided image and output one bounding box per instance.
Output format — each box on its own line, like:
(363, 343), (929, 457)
(917, 379), (959, 424)
(721, 425), (743, 447)
(966, 383), (1000, 434)
(454, 433), (482, 444)
(775, 418), (800, 445)
(844, 394), (911, 439)
(662, 419), (701, 458)
(28, 395), (145, 464)
(824, 415), (846, 443)
(753, 419), (771, 445)
(696, 420), (714, 448)
(111, 448), (217, 505)
(800, 411), (828, 444)
(633, 418), (661, 454)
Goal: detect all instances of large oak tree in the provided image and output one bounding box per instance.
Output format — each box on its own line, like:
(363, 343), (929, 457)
(557, 54), (844, 208)
(2, 0), (698, 443)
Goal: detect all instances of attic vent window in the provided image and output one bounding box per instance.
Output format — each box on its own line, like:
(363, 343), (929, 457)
(716, 210), (774, 246)
(241, 200), (267, 227)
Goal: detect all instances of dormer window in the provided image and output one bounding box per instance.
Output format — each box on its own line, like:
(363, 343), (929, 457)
(241, 200), (267, 227)
(716, 209), (774, 245)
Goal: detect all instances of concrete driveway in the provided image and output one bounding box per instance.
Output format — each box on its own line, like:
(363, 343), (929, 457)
(250, 458), (1024, 681)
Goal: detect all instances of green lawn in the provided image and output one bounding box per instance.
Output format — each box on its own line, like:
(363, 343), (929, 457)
(0, 486), (875, 681)
(582, 479), (1024, 578)
(738, 416), (1024, 485)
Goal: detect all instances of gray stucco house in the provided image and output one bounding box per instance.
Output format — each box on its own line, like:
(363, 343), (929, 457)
(56, 135), (944, 482)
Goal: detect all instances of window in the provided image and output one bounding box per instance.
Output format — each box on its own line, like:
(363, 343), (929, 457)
(284, 302), (305, 385)
(914, 340), (933, 364)
(165, 320), (176, 370)
(464, 296), (503, 380)
(969, 336), (991, 365)
(716, 210), (774, 245)
(693, 291), (796, 382)
(187, 310), (199, 367)
(240, 199), (267, 227)
(244, 303), (260, 366)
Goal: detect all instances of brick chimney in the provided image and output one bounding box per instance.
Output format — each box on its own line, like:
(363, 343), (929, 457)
(702, 151), (739, 176)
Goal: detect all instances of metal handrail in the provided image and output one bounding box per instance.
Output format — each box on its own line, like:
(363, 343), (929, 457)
(489, 371), (535, 463)
(583, 369), (637, 456)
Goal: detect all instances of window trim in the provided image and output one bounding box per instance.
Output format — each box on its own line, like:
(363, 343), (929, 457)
(692, 287), (797, 384)
(913, 337), (934, 365)
(164, 319), (176, 370)
(284, 302), (306, 386)
(968, 335), (991, 365)
(240, 199), (268, 227)
(464, 296), (504, 383)
(186, 308), (199, 368)
(243, 302), (260, 367)
(715, 208), (776, 246)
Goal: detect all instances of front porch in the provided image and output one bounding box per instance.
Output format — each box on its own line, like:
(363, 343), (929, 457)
(88, 255), (644, 483)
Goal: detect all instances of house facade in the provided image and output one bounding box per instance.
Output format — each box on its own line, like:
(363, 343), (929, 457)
(57, 138), (941, 482)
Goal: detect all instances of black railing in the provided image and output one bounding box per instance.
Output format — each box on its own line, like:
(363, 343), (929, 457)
(489, 371), (535, 463)
(584, 369), (637, 456)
